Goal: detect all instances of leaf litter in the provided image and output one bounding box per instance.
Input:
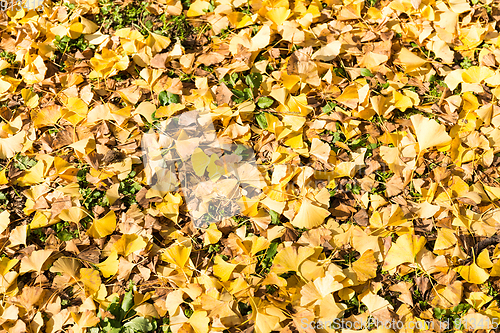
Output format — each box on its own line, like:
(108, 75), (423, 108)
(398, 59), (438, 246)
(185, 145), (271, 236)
(1, 0), (500, 332)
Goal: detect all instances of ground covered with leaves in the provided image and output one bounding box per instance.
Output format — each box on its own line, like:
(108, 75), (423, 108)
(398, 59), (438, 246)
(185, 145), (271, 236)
(2, 0), (500, 332)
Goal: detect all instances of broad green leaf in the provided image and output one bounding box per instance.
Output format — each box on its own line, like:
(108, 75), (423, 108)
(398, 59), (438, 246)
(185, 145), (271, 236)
(360, 68), (374, 77)
(245, 72), (262, 89)
(257, 96), (274, 108)
(256, 113), (268, 129)
(123, 317), (154, 333)
(159, 91), (181, 106)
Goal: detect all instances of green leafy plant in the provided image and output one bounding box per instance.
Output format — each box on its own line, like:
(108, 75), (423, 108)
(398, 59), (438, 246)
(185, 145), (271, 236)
(255, 240), (279, 275)
(77, 168), (109, 213)
(95, 0), (153, 35)
(160, 14), (193, 42)
(54, 35), (89, 54)
(0, 50), (16, 64)
(118, 176), (142, 208)
(433, 303), (472, 330)
(257, 96), (274, 109)
(255, 112), (268, 129)
(460, 56), (473, 69)
(54, 221), (79, 241)
(360, 68), (374, 77)
(89, 283), (157, 333)
(13, 154), (37, 170)
(158, 91), (181, 106)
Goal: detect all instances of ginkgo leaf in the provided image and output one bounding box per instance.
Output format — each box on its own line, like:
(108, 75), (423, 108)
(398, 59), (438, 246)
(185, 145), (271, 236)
(410, 114), (452, 152)
(112, 234), (148, 257)
(0, 131), (26, 159)
(49, 257), (81, 280)
(96, 252), (119, 278)
(394, 48), (428, 72)
(290, 199), (330, 228)
(0, 257), (18, 276)
(382, 233), (426, 271)
(477, 249), (493, 269)
(71, 310), (100, 329)
(189, 310), (210, 333)
(32, 104), (62, 128)
(161, 243), (191, 268)
(58, 207), (87, 223)
(0, 210), (10, 235)
(19, 249), (54, 275)
(21, 88), (39, 108)
(192, 148), (211, 177)
(266, 8), (291, 26)
(186, 0), (210, 16)
(360, 291), (393, 314)
(203, 223), (222, 246)
(87, 211), (117, 239)
(430, 280), (464, 309)
(310, 138), (331, 164)
(146, 33), (171, 54)
(79, 268), (101, 296)
(213, 255), (237, 282)
(271, 246), (315, 275)
(455, 262), (489, 284)
(207, 154), (226, 181)
(300, 274), (343, 306)
(352, 249), (378, 282)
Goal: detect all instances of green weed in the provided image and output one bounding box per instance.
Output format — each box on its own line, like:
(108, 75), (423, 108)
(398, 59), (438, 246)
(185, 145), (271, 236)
(89, 282), (158, 333)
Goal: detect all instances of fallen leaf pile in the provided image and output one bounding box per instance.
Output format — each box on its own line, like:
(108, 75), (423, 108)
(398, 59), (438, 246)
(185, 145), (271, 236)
(2, 0), (500, 332)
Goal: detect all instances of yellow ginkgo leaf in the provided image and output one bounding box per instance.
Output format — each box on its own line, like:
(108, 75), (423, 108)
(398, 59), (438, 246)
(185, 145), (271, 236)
(96, 252), (119, 278)
(477, 249), (494, 269)
(0, 257), (18, 276)
(87, 210), (117, 239)
(266, 8), (291, 26)
(430, 280), (463, 308)
(290, 199), (330, 229)
(112, 234), (148, 257)
(161, 243), (191, 268)
(462, 91), (480, 112)
(0, 210), (10, 235)
(186, 0), (210, 17)
(146, 33), (171, 54)
(449, 0), (471, 13)
(71, 311), (100, 331)
(270, 246), (315, 275)
(19, 249), (54, 275)
(192, 148), (210, 177)
(434, 228), (457, 251)
(352, 249), (378, 282)
(455, 262), (489, 284)
(155, 103), (185, 118)
(394, 48), (428, 72)
(0, 131), (26, 159)
(189, 311), (210, 333)
(467, 291), (493, 310)
(203, 223), (222, 246)
(68, 22), (84, 39)
(21, 88), (39, 108)
(32, 104), (62, 128)
(79, 268), (101, 296)
(58, 207), (87, 224)
(300, 274), (343, 305)
(207, 153), (225, 181)
(360, 291), (393, 314)
(49, 257), (81, 280)
(382, 233), (426, 271)
(410, 114), (452, 152)
(213, 255), (237, 282)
